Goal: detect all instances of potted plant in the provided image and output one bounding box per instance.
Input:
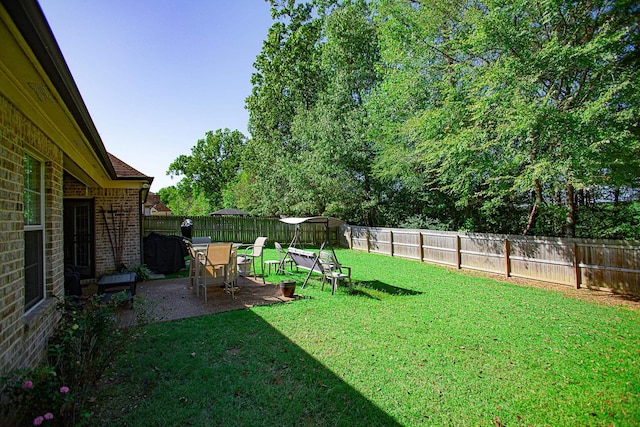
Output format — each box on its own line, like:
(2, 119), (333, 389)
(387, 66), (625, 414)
(279, 280), (296, 298)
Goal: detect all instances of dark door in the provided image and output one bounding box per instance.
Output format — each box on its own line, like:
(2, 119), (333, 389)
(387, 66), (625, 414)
(64, 199), (94, 279)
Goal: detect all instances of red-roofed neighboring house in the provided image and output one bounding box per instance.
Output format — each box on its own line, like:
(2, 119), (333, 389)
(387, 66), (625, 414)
(0, 1), (154, 372)
(143, 192), (173, 216)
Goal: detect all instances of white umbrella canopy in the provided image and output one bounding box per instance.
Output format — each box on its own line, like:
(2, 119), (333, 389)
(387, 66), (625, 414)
(279, 216), (345, 249)
(279, 216), (344, 228)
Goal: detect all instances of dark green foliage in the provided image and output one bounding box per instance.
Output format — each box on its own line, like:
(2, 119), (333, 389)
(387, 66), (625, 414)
(576, 202), (640, 240)
(165, 129), (247, 214)
(0, 296), (149, 426)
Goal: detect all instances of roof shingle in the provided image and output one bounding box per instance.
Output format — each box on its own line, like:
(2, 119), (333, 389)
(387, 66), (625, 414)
(108, 152), (149, 178)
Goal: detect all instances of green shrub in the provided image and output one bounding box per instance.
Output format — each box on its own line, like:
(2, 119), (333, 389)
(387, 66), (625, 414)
(127, 264), (152, 282)
(1, 295), (149, 426)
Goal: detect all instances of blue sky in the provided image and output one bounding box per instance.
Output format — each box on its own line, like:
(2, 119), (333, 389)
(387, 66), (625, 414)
(39, 1), (274, 192)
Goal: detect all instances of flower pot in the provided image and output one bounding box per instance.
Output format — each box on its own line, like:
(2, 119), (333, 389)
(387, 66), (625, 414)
(279, 280), (296, 298)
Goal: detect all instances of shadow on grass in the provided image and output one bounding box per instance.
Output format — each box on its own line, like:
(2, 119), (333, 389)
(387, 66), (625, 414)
(94, 310), (402, 426)
(354, 280), (423, 297)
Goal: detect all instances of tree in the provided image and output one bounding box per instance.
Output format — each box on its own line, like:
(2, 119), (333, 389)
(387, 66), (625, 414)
(243, 0), (335, 216)
(242, 0), (389, 222)
(166, 128), (247, 211)
(367, 0), (480, 229)
(243, 1), (321, 213)
(158, 181), (210, 217)
(288, 1), (382, 224)
(370, 0), (640, 236)
(476, 0), (640, 236)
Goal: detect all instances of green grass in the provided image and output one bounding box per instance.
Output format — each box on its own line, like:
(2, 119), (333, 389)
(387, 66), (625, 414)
(94, 248), (640, 426)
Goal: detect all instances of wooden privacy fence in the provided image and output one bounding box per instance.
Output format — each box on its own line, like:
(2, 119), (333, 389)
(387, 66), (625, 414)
(344, 225), (640, 297)
(143, 216), (340, 247)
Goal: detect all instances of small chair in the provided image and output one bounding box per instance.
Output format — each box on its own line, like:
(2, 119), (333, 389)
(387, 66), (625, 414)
(237, 237), (268, 283)
(318, 250), (352, 295)
(198, 242), (233, 302)
(264, 242), (295, 274)
(264, 255), (281, 276)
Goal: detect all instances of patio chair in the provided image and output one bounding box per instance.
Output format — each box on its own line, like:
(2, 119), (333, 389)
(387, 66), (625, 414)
(186, 242), (201, 292)
(237, 237), (267, 283)
(198, 242), (233, 302)
(318, 250), (352, 295)
(264, 242), (295, 275)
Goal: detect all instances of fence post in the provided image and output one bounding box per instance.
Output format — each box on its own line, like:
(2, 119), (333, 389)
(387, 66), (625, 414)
(418, 231), (424, 262)
(573, 242), (581, 289)
(456, 234), (462, 269)
(390, 230), (394, 257)
(504, 238), (511, 278)
(366, 228), (371, 253)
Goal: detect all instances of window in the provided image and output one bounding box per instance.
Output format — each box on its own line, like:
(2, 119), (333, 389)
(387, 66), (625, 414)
(24, 154), (45, 311)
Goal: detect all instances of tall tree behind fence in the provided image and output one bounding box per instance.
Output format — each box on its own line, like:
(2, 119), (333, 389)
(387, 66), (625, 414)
(344, 226), (640, 297)
(143, 216), (340, 247)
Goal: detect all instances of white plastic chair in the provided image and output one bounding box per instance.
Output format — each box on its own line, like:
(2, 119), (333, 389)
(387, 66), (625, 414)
(319, 250), (352, 295)
(237, 237), (267, 283)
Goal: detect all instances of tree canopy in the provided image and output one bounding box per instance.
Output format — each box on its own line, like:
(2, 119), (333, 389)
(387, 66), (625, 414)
(164, 128), (246, 214)
(162, 0), (640, 239)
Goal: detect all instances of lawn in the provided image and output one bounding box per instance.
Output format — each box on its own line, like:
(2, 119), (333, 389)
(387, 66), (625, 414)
(93, 248), (639, 426)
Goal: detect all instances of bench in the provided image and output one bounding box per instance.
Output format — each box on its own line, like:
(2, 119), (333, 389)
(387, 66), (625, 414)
(287, 248), (322, 274)
(288, 248), (327, 288)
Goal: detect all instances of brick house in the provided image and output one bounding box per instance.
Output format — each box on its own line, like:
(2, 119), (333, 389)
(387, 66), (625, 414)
(143, 192), (173, 216)
(0, 1), (153, 372)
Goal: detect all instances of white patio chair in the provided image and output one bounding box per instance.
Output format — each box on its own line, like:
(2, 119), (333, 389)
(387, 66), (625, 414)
(319, 250), (352, 295)
(237, 237), (267, 283)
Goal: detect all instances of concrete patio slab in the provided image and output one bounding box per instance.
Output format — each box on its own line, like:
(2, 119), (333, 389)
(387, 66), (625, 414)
(116, 276), (296, 324)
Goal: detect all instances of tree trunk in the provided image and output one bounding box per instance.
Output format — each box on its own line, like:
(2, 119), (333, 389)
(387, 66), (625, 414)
(577, 189), (585, 207)
(565, 183), (576, 238)
(523, 179), (544, 235)
(523, 204), (538, 235)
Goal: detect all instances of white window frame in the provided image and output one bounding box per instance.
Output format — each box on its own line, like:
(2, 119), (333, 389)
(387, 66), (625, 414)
(24, 152), (46, 313)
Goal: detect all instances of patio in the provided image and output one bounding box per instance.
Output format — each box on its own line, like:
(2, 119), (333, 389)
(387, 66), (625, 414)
(91, 276), (297, 324)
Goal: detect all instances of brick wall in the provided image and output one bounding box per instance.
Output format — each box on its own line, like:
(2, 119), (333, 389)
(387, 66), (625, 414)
(0, 94), (61, 373)
(64, 175), (142, 277)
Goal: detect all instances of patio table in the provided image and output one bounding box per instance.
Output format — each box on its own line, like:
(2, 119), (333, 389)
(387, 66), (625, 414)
(97, 272), (137, 305)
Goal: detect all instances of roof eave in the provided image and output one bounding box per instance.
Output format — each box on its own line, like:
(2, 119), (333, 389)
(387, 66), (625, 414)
(1, 0), (117, 179)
